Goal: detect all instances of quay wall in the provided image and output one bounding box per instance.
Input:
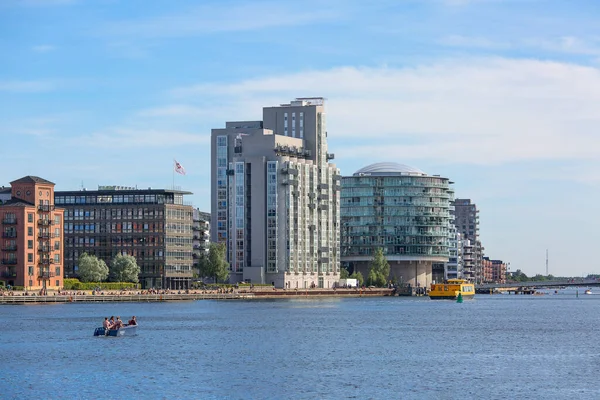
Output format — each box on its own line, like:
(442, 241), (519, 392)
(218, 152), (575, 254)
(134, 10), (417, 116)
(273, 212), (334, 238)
(0, 288), (395, 305)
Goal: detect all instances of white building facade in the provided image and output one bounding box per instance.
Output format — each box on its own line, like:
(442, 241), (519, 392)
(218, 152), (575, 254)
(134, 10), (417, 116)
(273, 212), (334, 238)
(210, 98), (341, 289)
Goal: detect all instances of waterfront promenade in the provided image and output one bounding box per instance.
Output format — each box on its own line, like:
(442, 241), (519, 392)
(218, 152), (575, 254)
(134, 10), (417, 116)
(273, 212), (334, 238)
(0, 287), (395, 304)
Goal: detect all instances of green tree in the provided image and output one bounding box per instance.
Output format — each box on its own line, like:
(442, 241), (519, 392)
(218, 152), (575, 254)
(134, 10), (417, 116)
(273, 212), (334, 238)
(78, 253), (109, 282)
(367, 248), (390, 287)
(200, 243), (230, 283)
(340, 267), (350, 279)
(110, 253), (140, 283)
(350, 271), (364, 287)
(512, 269), (529, 282)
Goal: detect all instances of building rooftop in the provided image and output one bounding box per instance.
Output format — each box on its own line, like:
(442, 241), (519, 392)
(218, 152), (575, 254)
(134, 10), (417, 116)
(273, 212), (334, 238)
(10, 176), (55, 185)
(353, 162), (427, 176)
(0, 199), (34, 207)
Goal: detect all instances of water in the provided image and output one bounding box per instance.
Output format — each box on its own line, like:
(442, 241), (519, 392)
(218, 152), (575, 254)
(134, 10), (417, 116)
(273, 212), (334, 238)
(1, 291), (600, 399)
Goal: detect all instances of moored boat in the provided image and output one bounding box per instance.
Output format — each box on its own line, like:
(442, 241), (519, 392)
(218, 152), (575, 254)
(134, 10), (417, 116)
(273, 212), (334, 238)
(429, 279), (475, 300)
(585, 289), (592, 295)
(94, 324), (138, 337)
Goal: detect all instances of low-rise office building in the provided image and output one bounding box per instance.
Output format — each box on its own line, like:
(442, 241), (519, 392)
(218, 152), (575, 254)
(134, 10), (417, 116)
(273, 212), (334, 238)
(55, 186), (194, 289)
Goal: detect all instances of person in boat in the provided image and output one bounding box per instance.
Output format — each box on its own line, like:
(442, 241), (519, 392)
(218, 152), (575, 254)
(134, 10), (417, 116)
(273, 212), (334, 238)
(128, 316), (137, 326)
(103, 317), (110, 330)
(114, 316), (123, 329)
(108, 316), (115, 329)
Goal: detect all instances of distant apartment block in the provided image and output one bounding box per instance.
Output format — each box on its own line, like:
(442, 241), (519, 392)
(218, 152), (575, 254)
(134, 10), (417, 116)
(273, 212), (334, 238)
(211, 97), (341, 289)
(454, 198), (483, 283)
(192, 209), (210, 271)
(341, 163), (454, 289)
(0, 176), (64, 291)
(54, 186), (194, 289)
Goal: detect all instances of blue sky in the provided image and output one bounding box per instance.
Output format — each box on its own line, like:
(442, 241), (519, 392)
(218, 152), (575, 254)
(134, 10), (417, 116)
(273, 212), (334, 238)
(1, 0), (599, 277)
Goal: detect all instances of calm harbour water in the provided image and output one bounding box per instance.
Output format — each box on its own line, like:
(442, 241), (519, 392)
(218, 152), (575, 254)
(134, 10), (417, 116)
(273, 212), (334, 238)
(1, 289), (600, 400)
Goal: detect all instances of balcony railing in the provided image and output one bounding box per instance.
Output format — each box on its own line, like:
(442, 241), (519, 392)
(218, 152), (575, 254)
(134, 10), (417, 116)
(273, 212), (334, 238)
(37, 205), (55, 212)
(38, 246), (50, 253)
(2, 232), (17, 238)
(2, 219), (17, 225)
(38, 259), (54, 265)
(38, 233), (51, 240)
(38, 271), (55, 279)
(1, 271), (17, 278)
(1, 259), (18, 265)
(2, 245), (17, 251)
(37, 219), (52, 226)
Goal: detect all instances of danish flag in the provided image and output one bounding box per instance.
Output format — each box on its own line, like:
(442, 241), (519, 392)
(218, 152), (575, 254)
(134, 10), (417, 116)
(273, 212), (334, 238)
(174, 159), (186, 175)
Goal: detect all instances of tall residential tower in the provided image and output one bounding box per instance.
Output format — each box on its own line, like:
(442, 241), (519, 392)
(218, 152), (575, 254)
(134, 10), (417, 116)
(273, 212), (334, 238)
(211, 98), (341, 288)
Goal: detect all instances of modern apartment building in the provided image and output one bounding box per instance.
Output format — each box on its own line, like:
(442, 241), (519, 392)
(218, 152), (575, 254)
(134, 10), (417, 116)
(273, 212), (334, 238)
(211, 97), (341, 288)
(340, 162), (454, 289)
(0, 176), (64, 292)
(192, 209), (210, 272)
(55, 186), (194, 289)
(454, 198), (483, 283)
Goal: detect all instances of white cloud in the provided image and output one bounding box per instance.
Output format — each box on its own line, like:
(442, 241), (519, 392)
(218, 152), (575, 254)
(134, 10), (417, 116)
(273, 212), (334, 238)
(99, 1), (340, 38)
(7, 0), (76, 6)
(440, 34), (600, 57)
(77, 128), (209, 148)
(170, 57), (600, 165)
(524, 36), (600, 56)
(137, 105), (211, 118)
(0, 80), (54, 92)
(32, 45), (56, 53)
(439, 35), (511, 49)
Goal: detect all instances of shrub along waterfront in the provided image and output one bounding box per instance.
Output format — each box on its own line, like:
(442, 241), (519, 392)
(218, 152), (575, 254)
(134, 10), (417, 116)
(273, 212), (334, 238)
(63, 278), (136, 291)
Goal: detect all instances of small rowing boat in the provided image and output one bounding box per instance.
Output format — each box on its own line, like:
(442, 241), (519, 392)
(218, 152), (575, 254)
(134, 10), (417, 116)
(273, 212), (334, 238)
(94, 324), (137, 337)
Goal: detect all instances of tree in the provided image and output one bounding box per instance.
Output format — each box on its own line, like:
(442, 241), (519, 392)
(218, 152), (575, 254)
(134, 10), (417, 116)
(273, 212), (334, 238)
(78, 253), (109, 282)
(200, 243), (230, 283)
(110, 253), (141, 283)
(512, 269), (529, 282)
(367, 248), (390, 287)
(340, 267), (350, 279)
(350, 271), (364, 287)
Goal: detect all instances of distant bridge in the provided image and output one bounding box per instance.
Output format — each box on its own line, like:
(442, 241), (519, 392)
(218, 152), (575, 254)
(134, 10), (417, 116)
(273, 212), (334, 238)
(477, 278), (600, 291)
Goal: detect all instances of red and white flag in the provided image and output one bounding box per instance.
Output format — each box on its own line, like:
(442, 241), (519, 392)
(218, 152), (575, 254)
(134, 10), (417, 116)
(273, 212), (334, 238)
(174, 159), (186, 175)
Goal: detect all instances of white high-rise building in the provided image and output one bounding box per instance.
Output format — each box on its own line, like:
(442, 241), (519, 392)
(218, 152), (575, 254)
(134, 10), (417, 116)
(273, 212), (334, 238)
(210, 98), (340, 288)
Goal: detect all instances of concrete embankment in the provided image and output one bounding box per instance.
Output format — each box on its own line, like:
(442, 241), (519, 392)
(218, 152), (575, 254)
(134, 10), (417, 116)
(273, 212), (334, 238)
(0, 288), (395, 304)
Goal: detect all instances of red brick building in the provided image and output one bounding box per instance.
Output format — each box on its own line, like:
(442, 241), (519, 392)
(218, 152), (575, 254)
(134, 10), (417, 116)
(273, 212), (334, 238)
(0, 176), (64, 292)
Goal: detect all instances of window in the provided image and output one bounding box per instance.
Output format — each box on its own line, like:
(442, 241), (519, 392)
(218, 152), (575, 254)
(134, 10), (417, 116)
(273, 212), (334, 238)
(54, 254), (60, 263)
(28, 253), (33, 262)
(28, 213), (34, 223)
(28, 240), (33, 249)
(28, 227), (33, 236)
(55, 280), (59, 286)
(55, 266), (61, 276)
(54, 241), (60, 250)
(28, 266), (33, 275)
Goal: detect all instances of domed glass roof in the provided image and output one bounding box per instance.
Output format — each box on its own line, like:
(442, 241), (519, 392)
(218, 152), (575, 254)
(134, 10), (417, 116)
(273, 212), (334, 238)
(353, 162), (426, 176)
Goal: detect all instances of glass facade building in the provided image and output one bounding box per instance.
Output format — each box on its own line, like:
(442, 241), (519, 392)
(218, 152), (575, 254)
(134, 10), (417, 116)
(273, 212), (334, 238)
(55, 187), (194, 289)
(341, 162), (454, 288)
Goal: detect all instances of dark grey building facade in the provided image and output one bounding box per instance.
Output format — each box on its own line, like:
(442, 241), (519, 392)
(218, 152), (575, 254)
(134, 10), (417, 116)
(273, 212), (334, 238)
(55, 186), (194, 289)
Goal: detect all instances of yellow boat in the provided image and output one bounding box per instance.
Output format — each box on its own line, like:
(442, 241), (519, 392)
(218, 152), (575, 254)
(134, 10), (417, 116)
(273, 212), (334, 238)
(429, 279), (475, 300)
